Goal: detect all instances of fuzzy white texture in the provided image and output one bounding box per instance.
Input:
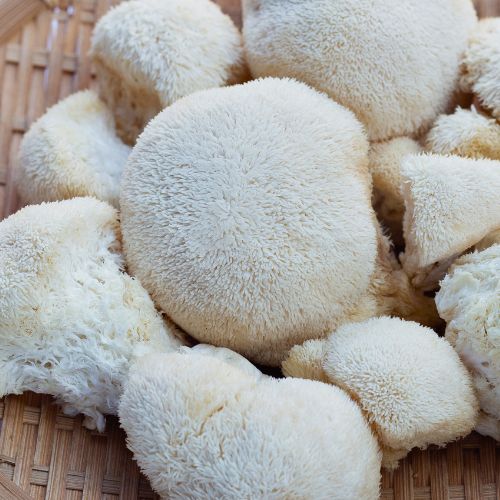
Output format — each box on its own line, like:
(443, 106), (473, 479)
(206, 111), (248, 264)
(16, 90), (130, 208)
(91, 0), (246, 144)
(426, 107), (500, 160)
(400, 154), (500, 275)
(119, 349), (382, 499)
(323, 317), (478, 468)
(369, 137), (422, 246)
(436, 244), (500, 441)
(121, 78), (378, 366)
(461, 18), (500, 120)
(0, 198), (181, 432)
(243, 0), (477, 141)
(281, 338), (328, 382)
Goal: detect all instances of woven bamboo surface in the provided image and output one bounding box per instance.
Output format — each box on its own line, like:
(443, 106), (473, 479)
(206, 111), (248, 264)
(0, 0), (499, 498)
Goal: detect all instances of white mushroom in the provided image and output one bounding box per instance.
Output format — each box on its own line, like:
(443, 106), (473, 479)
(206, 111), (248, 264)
(16, 90), (130, 208)
(119, 348), (382, 499)
(0, 198), (182, 431)
(436, 244), (500, 441)
(426, 107), (500, 160)
(283, 317), (478, 469)
(120, 77), (378, 366)
(400, 153), (500, 287)
(243, 0), (477, 140)
(461, 18), (500, 120)
(91, 0), (246, 144)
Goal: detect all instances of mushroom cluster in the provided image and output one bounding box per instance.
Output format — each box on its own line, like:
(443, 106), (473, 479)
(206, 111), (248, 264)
(3, 0), (500, 498)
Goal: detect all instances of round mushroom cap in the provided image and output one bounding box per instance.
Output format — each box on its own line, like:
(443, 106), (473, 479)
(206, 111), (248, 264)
(119, 349), (381, 499)
(91, 0), (246, 144)
(436, 244), (500, 440)
(461, 18), (500, 120)
(121, 77), (376, 366)
(243, 0), (477, 141)
(17, 90), (130, 207)
(426, 107), (500, 160)
(323, 317), (478, 468)
(0, 198), (181, 431)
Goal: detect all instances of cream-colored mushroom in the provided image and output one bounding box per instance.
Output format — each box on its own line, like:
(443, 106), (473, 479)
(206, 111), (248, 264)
(0, 198), (182, 431)
(400, 153), (500, 288)
(17, 90), (130, 208)
(426, 107), (500, 160)
(91, 0), (246, 144)
(436, 244), (500, 441)
(461, 18), (500, 120)
(119, 348), (382, 499)
(120, 77), (378, 366)
(283, 317), (478, 469)
(243, 0), (476, 141)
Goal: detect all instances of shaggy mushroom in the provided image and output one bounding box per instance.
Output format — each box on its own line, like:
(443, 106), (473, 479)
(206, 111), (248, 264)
(242, 0), (477, 141)
(426, 107), (500, 160)
(16, 90), (130, 208)
(121, 77), (434, 365)
(119, 348), (382, 499)
(0, 198), (182, 431)
(436, 244), (500, 441)
(91, 0), (246, 144)
(369, 137), (422, 246)
(400, 153), (500, 288)
(461, 18), (500, 121)
(282, 317), (478, 469)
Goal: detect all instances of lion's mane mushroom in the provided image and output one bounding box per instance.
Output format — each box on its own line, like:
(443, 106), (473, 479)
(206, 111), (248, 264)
(0, 198), (182, 431)
(120, 77), (380, 366)
(243, 0), (477, 141)
(426, 107), (500, 160)
(400, 154), (500, 288)
(91, 0), (246, 144)
(17, 90), (130, 208)
(119, 347), (382, 499)
(461, 18), (500, 121)
(436, 244), (500, 441)
(283, 317), (478, 469)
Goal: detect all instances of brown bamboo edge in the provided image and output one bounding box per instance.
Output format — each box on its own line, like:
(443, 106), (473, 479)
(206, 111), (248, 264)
(0, 472), (34, 500)
(0, 0), (47, 45)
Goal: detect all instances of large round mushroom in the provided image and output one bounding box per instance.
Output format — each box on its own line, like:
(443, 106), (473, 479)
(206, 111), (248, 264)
(243, 0), (477, 140)
(121, 77), (377, 366)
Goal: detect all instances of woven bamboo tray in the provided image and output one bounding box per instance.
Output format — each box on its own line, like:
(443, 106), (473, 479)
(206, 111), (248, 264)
(1, 0), (500, 498)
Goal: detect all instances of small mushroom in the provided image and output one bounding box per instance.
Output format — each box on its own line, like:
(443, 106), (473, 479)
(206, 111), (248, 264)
(283, 317), (478, 469)
(17, 90), (130, 208)
(460, 18), (500, 121)
(426, 107), (500, 160)
(0, 198), (182, 431)
(91, 0), (246, 144)
(400, 153), (500, 287)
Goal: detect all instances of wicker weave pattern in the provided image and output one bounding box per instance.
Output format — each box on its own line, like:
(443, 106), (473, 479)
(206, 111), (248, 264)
(0, 0), (499, 498)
